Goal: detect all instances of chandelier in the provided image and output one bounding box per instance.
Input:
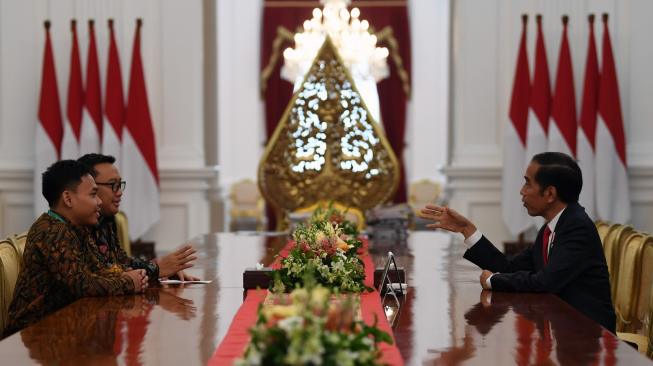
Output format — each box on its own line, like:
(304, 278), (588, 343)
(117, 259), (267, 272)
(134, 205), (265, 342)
(281, 0), (390, 84)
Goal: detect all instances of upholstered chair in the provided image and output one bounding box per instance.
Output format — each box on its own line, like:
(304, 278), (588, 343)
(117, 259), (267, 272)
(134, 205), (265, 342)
(0, 239), (20, 334)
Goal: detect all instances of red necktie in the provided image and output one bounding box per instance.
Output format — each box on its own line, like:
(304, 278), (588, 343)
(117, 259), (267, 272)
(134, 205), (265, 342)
(542, 226), (552, 265)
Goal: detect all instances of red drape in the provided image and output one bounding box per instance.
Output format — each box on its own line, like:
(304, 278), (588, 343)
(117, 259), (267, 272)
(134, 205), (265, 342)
(260, 0), (411, 229)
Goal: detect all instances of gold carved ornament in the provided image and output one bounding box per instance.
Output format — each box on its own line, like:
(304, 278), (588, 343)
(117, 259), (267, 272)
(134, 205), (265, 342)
(258, 36), (400, 229)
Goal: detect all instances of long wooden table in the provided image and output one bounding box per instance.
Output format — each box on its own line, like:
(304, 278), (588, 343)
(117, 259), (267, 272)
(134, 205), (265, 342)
(0, 231), (650, 365)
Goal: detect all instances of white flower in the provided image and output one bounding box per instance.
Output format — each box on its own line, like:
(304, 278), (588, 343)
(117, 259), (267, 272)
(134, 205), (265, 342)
(278, 316), (303, 333)
(255, 262), (264, 270)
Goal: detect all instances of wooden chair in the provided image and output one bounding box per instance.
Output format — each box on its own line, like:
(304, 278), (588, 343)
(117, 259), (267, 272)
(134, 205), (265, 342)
(229, 179), (265, 231)
(115, 212), (131, 257)
(618, 280), (653, 355)
(409, 179), (441, 229)
(614, 232), (648, 332)
(8, 231), (27, 257)
(595, 220), (614, 247)
(0, 238), (20, 334)
(602, 224), (634, 299)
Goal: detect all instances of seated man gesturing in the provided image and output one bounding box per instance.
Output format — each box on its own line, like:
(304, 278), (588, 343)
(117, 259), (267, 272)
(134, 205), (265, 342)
(78, 153), (198, 281)
(3, 160), (147, 337)
(420, 152), (616, 333)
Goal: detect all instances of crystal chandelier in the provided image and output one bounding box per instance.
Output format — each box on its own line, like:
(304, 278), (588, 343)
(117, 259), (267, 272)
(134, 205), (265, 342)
(281, 0), (390, 84)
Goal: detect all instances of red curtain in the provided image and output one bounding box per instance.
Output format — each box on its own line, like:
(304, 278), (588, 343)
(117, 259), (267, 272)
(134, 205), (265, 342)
(261, 0), (411, 228)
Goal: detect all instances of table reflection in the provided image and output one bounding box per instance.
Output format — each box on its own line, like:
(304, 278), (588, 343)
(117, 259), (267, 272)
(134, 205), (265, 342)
(19, 288), (195, 365)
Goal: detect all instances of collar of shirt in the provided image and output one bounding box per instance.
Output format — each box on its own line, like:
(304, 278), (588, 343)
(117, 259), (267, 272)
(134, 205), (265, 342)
(545, 206), (566, 246)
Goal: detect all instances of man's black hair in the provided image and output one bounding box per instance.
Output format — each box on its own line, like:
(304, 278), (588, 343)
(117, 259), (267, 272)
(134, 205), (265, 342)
(531, 152), (583, 203)
(42, 160), (94, 207)
(77, 153), (116, 178)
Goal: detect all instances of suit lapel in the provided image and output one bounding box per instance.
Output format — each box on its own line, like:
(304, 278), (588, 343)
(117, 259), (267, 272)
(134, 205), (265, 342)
(545, 203), (578, 260)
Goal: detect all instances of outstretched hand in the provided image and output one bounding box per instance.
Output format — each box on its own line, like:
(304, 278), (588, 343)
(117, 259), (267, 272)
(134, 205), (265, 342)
(156, 244), (198, 278)
(419, 204), (477, 239)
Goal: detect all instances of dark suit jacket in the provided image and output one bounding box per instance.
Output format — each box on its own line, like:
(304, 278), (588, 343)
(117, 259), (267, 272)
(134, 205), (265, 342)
(463, 202), (616, 333)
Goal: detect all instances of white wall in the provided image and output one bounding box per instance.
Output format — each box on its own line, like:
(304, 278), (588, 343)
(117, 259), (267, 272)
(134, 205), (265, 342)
(0, 0), (217, 250)
(448, 0), (653, 242)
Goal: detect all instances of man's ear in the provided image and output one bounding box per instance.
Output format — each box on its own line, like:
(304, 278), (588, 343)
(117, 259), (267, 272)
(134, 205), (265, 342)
(62, 190), (73, 208)
(545, 186), (558, 203)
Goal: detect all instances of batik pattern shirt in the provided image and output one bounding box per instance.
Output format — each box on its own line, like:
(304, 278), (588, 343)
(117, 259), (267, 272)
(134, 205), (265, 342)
(3, 213), (134, 337)
(90, 216), (159, 278)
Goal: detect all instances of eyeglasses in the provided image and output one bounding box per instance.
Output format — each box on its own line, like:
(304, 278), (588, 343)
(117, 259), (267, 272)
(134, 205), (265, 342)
(96, 180), (126, 192)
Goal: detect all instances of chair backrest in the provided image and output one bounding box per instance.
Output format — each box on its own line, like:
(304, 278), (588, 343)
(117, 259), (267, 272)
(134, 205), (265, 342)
(595, 220), (613, 247)
(635, 235), (653, 335)
(0, 239), (20, 334)
(115, 212), (131, 257)
(408, 180), (441, 206)
(614, 232), (647, 332)
(9, 231), (27, 258)
(230, 179), (264, 217)
(603, 224), (634, 298)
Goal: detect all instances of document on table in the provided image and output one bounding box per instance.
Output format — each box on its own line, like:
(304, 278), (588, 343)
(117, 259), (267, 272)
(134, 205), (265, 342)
(159, 279), (213, 284)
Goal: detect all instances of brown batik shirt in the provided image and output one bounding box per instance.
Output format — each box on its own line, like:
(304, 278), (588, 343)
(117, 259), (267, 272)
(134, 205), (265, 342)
(89, 215), (159, 279)
(3, 212), (134, 337)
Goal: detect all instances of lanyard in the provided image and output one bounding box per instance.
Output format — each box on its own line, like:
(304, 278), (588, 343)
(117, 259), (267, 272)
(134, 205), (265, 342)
(47, 210), (67, 224)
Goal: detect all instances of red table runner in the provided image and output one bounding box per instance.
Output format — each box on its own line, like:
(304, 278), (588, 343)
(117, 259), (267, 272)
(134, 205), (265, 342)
(208, 238), (404, 366)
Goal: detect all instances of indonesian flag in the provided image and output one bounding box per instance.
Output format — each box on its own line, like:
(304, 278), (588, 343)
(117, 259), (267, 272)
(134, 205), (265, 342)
(80, 20), (102, 155)
(34, 21), (64, 215)
(525, 15), (551, 167)
(62, 20), (83, 159)
(577, 15), (599, 218)
(121, 19), (160, 239)
(549, 16), (576, 157)
(502, 15), (532, 237)
(596, 14), (630, 223)
(103, 19), (124, 165)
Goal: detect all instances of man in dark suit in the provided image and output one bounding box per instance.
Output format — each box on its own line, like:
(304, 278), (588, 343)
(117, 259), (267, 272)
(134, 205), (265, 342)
(420, 152), (616, 333)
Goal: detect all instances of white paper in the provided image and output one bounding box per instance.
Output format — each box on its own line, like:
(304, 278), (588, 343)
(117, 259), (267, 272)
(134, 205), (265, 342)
(159, 279), (213, 284)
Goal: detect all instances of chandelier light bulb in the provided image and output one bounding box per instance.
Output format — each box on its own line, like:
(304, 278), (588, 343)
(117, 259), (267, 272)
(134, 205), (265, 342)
(281, 0), (390, 85)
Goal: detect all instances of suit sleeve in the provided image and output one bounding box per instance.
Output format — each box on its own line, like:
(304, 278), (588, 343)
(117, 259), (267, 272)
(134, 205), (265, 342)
(463, 236), (535, 273)
(44, 228), (135, 296)
(489, 222), (590, 293)
(113, 237), (160, 279)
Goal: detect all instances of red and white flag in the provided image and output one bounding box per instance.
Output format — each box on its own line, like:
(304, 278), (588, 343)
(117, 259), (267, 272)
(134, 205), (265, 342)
(526, 15), (551, 165)
(34, 21), (64, 215)
(577, 15), (599, 218)
(62, 20), (83, 159)
(80, 20), (102, 155)
(502, 15), (532, 236)
(122, 19), (160, 239)
(103, 19), (124, 165)
(596, 14), (630, 223)
(549, 16), (577, 157)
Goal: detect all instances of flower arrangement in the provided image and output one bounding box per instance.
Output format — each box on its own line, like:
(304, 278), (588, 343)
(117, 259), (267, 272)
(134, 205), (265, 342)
(236, 285), (392, 366)
(276, 218), (368, 292)
(310, 203), (360, 238)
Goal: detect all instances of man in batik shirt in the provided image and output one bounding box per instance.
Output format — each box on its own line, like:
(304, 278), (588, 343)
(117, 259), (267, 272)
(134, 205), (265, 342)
(78, 154), (198, 281)
(3, 161), (147, 337)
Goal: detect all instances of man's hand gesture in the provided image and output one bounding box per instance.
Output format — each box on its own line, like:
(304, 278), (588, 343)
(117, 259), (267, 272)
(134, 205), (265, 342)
(419, 204), (477, 239)
(156, 244), (198, 278)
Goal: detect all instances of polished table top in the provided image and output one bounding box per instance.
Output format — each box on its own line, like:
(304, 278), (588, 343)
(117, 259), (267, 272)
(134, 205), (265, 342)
(0, 231), (651, 365)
